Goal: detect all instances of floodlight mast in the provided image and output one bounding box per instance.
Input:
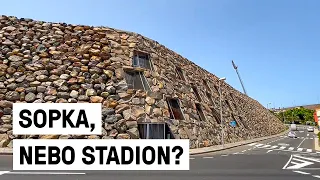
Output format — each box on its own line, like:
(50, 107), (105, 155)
(232, 60), (247, 96)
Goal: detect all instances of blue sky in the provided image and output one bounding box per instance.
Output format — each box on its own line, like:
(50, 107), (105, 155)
(1, 0), (319, 108)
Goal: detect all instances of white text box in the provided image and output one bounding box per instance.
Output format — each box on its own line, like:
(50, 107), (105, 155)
(13, 103), (102, 135)
(13, 139), (190, 170)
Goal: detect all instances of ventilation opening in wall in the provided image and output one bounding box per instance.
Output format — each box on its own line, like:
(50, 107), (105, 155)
(213, 85), (219, 93)
(192, 86), (202, 102)
(211, 108), (221, 124)
(238, 116), (249, 129)
(124, 71), (150, 91)
(206, 92), (214, 105)
(203, 79), (211, 92)
(138, 123), (175, 139)
(195, 103), (206, 121)
(229, 93), (238, 110)
(225, 100), (233, 111)
(167, 98), (185, 120)
(176, 66), (186, 81)
(132, 51), (152, 70)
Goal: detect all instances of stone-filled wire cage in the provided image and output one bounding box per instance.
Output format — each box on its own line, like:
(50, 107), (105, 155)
(0, 15), (286, 149)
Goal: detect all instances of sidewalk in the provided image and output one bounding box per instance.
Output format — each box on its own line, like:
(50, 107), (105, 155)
(0, 129), (289, 155)
(314, 128), (320, 151)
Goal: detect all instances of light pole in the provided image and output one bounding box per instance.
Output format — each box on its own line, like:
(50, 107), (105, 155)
(266, 102), (272, 132)
(267, 102), (271, 109)
(219, 77), (226, 148)
(281, 104), (286, 123)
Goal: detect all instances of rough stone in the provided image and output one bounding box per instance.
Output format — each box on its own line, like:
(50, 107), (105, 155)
(132, 98), (141, 105)
(2, 39), (14, 45)
(37, 86), (46, 93)
(146, 97), (156, 105)
(127, 128), (139, 139)
(123, 109), (135, 121)
(132, 106), (145, 118)
(25, 92), (36, 102)
(0, 101), (13, 108)
(126, 121), (138, 129)
(57, 92), (69, 99)
(116, 133), (130, 139)
(115, 104), (130, 114)
(70, 90), (79, 98)
(104, 115), (118, 124)
(5, 91), (20, 101)
(153, 108), (162, 117)
(78, 95), (89, 101)
(102, 108), (115, 116)
(100, 92), (109, 98)
(86, 89), (97, 96)
(106, 86), (116, 94)
(90, 96), (104, 103)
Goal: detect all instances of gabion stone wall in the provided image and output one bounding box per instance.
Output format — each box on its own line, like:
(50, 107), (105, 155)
(0, 15), (286, 149)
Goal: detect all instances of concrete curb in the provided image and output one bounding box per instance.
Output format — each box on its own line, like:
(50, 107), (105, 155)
(0, 148), (12, 155)
(190, 129), (289, 155)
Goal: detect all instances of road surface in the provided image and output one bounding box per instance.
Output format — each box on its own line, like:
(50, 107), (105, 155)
(0, 125), (319, 180)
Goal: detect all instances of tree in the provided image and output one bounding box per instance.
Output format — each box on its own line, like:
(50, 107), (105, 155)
(276, 107), (315, 125)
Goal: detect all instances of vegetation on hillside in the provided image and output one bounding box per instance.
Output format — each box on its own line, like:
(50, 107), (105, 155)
(271, 107), (316, 125)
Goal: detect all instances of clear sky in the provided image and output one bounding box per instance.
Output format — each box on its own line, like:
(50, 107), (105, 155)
(1, 0), (319, 108)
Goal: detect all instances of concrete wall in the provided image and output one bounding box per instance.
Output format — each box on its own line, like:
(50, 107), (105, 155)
(0, 15), (286, 149)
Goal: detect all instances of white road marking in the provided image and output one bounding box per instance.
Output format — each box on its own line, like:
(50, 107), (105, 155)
(233, 152), (239, 154)
(203, 157), (214, 159)
(6, 172), (86, 175)
(297, 138), (306, 148)
(297, 148), (303, 151)
(293, 171), (310, 175)
(282, 155), (293, 169)
(279, 146), (286, 150)
(248, 143), (257, 146)
(293, 155), (320, 163)
(307, 149), (312, 153)
(286, 157), (314, 169)
(190, 157), (195, 160)
(278, 143), (289, 146)
(255, 144), (264, 147)
(307, 134), (310, 136)
(0, 171), (9, 175)
(270, 145), (278, 149)
(313, 175), (320, 178)
(267, 150), (273, 153)
(242, 150), (246, 152)
(310, 138), (313, 140)
(262, 145), (271, 148)
(288, 147), (294, 151)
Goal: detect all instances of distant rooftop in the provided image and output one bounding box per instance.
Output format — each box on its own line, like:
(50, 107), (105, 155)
(272, 104), (320, 111)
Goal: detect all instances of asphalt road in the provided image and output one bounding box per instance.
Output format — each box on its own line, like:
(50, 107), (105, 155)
(0, 125), (319, 180)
